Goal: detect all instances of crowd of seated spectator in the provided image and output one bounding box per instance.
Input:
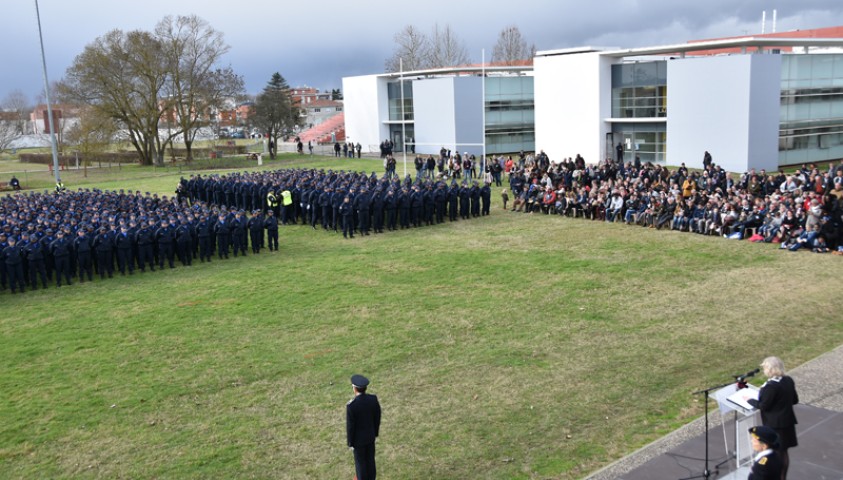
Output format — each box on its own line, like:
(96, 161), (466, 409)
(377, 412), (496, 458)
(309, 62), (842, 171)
(504, 152), (843, 254)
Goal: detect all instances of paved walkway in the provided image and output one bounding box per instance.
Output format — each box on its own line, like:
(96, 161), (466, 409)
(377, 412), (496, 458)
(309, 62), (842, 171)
(586, 344), (843, 479)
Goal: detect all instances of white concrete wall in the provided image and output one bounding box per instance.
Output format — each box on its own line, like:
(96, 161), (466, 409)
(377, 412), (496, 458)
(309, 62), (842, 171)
(667, 54), (781, 172)
(746, 55), (783, 172)
(453, 76), (484, 157)
(342, 74), (388, 153)
(535, 52), (614, 163)
(413, 77), (456, 156)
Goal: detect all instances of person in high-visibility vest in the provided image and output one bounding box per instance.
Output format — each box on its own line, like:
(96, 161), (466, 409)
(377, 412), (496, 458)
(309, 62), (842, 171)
(266, 190), (279, 217)
(281, 189), (293, 225)
(55, 181), (65, 193)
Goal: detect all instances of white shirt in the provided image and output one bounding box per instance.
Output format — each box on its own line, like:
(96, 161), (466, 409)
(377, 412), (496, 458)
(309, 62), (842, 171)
(753, 448), (774, 463)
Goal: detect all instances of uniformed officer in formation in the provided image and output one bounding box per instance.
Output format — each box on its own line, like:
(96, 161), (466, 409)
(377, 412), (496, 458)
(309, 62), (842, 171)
(247, 210), (264, 254)
(2, 167), (494, 295)
(24, 234), (48, 289)
(346, 374), (381, 480)
(748, 425), (783, 480)
(1, 236), (26, 294)
(115, 225), (134, 275)
(74, 229), (93, 282)
(264, 210), (279, 251)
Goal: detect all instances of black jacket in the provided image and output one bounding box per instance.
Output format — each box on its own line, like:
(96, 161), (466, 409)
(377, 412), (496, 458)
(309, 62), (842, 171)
(346, 393), (381, 448)
(748, 376), (798, 429)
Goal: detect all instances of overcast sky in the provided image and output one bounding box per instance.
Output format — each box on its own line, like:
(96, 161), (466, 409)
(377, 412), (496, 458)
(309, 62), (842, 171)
(3, 0), (843, 104)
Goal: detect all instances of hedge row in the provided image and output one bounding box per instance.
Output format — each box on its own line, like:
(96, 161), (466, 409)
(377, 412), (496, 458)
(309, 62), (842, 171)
(18, 145), (248, 165)
(168, 145), (247, 157)
(19, 152), (139, 165)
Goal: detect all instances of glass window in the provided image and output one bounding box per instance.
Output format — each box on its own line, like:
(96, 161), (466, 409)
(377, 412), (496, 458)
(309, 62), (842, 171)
(500, 78), (520, 96)
(810, 101), (831, 120)
(486, 77), (501, 96)
(813, 55), (834, 80)
(483, 76), (534, 154)
(611, 62), (666, 118)
(791, 55), (814, 80)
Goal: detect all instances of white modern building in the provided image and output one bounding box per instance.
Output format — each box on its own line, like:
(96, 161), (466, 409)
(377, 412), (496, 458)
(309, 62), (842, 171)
(343, 27), (843, 172)
(343, 65), (533, 158)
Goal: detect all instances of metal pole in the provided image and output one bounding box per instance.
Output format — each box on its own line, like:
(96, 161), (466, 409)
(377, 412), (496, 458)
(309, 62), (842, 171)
(34, 0), (61, 185)
(400, 57), (407, 178)
(481, 49), (486, 170)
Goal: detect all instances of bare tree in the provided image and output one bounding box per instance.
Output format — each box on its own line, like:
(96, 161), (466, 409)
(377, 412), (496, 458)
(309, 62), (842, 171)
(2, 89), (31, 134)
(385, 25), (431, 72)
(427, 23), (470, 69)
(0, 90), (30, 152)
(59, 29), (170, 165)
(155, 15), (243, 162)
(59, 16), (240, 166)
(0, 115), (18, 152)
(64, 106), (118, 176)
(491, 25), (535, 65)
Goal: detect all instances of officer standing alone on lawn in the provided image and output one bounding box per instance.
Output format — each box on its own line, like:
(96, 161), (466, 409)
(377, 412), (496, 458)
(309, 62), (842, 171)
(347, 374), (381, 480)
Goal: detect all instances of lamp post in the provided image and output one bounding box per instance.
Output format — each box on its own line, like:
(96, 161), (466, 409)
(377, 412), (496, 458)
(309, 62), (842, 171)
(34, 0), (61, 185)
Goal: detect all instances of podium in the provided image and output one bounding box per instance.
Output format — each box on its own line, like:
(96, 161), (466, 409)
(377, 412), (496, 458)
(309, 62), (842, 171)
(711, 384), (760, 477)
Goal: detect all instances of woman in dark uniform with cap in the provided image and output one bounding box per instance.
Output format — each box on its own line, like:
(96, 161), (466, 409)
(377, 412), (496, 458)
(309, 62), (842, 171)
(747, 356), (798, 480)
(748, 425), (782, 480)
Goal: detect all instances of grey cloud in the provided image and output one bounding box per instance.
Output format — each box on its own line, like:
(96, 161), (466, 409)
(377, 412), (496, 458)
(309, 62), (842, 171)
(3, 0), (842, 101)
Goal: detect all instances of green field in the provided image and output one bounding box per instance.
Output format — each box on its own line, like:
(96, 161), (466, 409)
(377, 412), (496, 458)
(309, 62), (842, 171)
(1, 157), (841, 479)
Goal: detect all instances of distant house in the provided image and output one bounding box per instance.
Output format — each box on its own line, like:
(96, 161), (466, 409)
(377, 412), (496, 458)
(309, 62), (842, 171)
(216, 101), (254, 127)
(290, 86), (333, 107)
(30, 104), (81, 136)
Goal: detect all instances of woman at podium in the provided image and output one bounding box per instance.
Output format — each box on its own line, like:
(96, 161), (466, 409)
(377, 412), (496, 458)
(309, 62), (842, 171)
(747, 356), (798, 480)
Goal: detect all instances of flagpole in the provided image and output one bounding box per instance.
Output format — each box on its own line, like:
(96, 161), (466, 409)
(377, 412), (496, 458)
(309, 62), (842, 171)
(34, 0), (61, 185)
(400, 57), (407, 178)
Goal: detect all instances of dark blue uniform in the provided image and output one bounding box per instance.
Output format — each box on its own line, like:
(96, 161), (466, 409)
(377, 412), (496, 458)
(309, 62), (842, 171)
(196, 218), (213, 261)
(2, 242), (26, 293)
(214, 218), (231, 259)
(25, 238), (48, 289)
(50, 234), (73, 286)
(347, 377), (381, 480)
(93, 231), (114, 278)
(155, 224), (176, 269)
(74, 233), (93, 282)
(135, 225), (155, 272)
(115, 229), (134, 275)
(264, 213), (279, 251)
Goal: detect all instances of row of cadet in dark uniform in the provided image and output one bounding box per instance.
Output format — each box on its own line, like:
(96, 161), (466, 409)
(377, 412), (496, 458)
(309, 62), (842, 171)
(1, 168), (491, 294)
(179, 169), (492, 236)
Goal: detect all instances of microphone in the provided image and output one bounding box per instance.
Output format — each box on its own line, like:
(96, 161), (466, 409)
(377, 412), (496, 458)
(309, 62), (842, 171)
(735, 368), (760, 384)
(737, 368), (761, 380)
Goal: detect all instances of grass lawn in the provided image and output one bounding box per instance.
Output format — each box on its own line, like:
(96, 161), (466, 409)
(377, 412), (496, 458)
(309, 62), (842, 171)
(1, 160), (841, 479)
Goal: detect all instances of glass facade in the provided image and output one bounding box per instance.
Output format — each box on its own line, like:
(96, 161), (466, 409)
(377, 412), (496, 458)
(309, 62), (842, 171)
(388, 124), (414, 152)
(484, 76), (535, 154)
(611, 62), (668, 118)
(610, 61), (667, 163)
(387, 81), (414, 121)
(779, 54), (843, 165)
(611, 124), (666, 164)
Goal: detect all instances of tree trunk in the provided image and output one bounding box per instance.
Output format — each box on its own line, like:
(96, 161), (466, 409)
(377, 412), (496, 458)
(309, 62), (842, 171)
(127, 137), (153, 166)
(185, 139), (194, 163)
